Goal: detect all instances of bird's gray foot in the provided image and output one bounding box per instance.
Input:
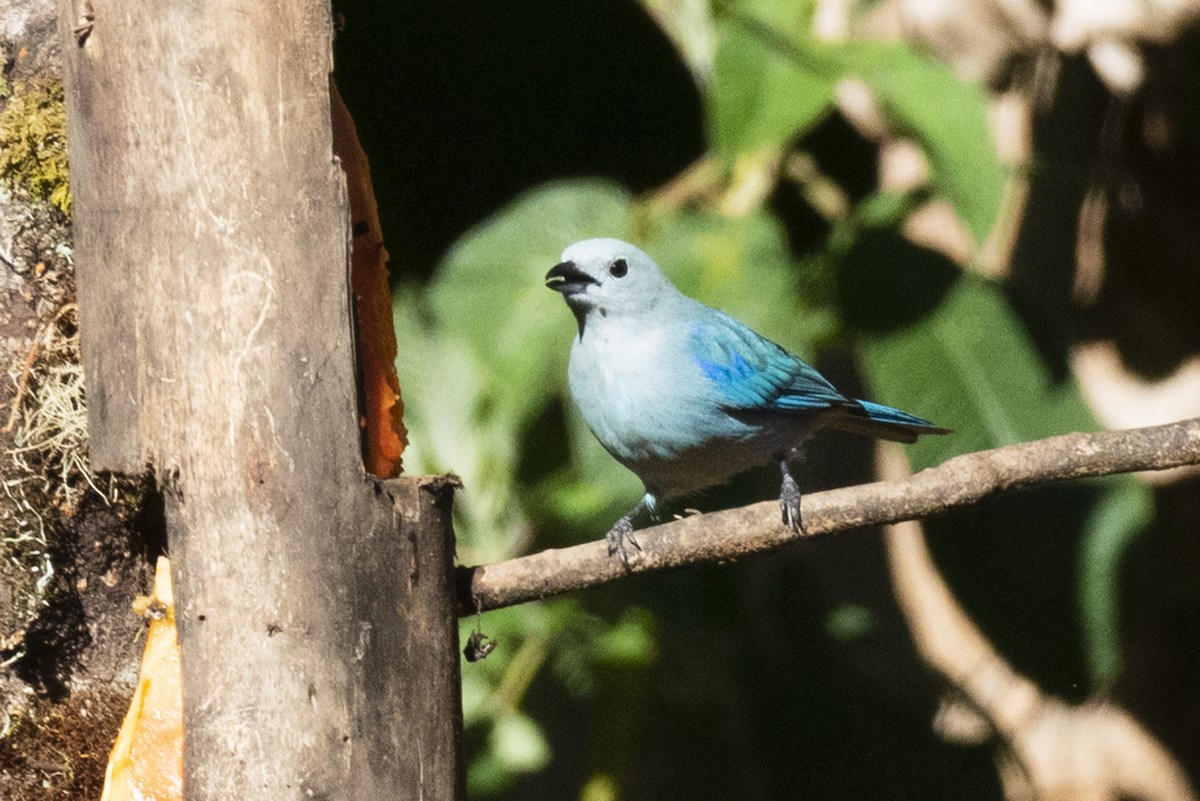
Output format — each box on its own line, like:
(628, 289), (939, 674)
(779, 460), (804, 535)
(605, 514), (642, 567)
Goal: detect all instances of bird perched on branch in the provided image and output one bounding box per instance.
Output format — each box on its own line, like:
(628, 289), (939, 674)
(546, 238), (949, 564)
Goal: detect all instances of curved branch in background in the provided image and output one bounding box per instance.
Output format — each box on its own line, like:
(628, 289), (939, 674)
(880, 444), (1197, 801)
(456, 417), (1200, 616)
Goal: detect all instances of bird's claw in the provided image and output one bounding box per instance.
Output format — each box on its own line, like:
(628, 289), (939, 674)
(780, 466), (805, 536)
(605, 516), (642, 568)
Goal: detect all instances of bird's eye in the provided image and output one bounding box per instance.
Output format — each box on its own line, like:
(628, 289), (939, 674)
(609, 258), (629, 278)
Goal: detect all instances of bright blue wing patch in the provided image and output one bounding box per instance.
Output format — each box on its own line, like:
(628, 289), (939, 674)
(694, 349), (757, 385)
(688, 314), (848, 412)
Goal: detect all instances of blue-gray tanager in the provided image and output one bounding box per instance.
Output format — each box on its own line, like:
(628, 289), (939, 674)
(546, 238), (948, 563)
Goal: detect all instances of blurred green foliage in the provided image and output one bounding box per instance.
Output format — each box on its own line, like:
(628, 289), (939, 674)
(388, 1), (1150, 796)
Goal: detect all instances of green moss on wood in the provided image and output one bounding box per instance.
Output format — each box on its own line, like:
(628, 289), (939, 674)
(0, 78), (70, 216)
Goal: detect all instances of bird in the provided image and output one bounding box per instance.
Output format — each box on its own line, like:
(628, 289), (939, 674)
(546, 238), (949, 564)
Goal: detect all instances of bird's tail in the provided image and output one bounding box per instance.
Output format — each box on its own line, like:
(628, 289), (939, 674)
(829, 400), (951, 444)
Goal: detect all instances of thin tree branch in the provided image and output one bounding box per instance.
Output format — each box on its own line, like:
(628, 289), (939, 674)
(456, 417), (1200, 615)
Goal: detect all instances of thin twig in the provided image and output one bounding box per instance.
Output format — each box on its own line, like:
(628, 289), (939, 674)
(456, 417), (1200, 615)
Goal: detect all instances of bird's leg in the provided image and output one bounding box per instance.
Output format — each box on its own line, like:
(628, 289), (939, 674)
(606, 494), (654, 567)
(779, 459), (805, 536)
(606, 514), (641, 567)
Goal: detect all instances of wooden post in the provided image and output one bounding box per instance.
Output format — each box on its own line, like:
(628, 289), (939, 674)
(56, 0), (463, 797)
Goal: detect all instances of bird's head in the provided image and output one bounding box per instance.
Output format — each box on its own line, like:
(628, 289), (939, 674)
(546, 238), (679, 331)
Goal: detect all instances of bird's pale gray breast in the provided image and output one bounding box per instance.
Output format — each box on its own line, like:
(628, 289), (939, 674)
(566, 314), (789, 495)
(568, 319), (681, 459)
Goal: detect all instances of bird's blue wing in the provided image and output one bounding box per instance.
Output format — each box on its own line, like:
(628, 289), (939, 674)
(687, 313), (849, 413)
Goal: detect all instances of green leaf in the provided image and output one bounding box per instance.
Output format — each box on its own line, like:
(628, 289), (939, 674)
(706, 12), (1002, 243)
(851, 42), (1004, 244)
(861, 276), (1152, 693)
(858, 277), (1097, 469)
(492, 712), (552, 772)
(639, 0), (718, 78)
(592, 607), (658, 666)
(646, 207), (830, 348)
(856, 189), (924, 230)
(581, 774), (620, 801)
(825, 603), (875, 641)
(708, 18), (834, 158)
(1079, 479), (1150, 685)
(721, 0), (818, 26)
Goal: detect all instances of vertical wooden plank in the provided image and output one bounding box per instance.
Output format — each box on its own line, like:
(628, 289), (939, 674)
(56, 0), (463, 797)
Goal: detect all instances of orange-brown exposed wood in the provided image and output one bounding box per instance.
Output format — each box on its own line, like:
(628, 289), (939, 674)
(331, 83), (406, 478)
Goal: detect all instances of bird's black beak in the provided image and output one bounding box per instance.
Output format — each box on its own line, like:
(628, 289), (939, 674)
(545, 261), (598, 295)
